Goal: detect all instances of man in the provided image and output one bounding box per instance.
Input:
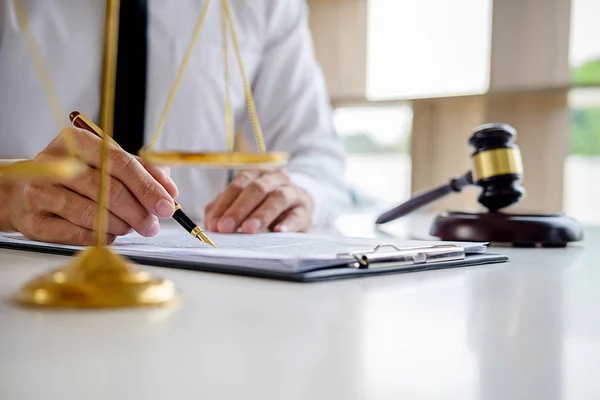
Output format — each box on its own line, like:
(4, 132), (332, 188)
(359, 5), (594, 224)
(0, 0), (350, 245)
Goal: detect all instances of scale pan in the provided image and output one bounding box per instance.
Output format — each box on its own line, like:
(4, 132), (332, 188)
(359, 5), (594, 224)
(139, 150), (289, 169)
(0, 158), (86, 180)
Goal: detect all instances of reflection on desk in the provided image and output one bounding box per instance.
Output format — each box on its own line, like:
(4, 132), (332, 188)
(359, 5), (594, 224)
(0, 213), (599, 400)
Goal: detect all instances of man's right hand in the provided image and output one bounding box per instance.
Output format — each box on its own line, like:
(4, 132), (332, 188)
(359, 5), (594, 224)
(0, 127), (178, 245)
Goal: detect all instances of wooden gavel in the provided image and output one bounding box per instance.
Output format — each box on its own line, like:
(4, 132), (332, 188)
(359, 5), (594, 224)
(376, 123), (526, 224)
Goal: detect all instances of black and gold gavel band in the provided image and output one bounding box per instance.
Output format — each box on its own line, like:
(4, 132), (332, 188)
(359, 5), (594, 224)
(472, 147), (523, 181)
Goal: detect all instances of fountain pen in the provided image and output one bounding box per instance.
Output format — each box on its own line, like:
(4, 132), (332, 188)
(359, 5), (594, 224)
(69, 111), (216, 248)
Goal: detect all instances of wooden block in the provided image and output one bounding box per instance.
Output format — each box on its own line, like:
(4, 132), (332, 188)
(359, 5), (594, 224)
(489, 0), (572, 91)
(306, 0), (367, 100)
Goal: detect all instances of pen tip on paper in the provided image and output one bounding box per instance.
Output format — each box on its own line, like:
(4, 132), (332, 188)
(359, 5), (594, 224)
(197, 232), (217, 248)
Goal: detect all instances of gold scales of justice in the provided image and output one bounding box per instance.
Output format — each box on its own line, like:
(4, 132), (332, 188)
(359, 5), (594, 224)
(1, 0), (288, 308)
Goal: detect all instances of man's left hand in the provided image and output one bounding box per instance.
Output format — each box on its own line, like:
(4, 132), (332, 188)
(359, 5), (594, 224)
(204, 169), (313, 234)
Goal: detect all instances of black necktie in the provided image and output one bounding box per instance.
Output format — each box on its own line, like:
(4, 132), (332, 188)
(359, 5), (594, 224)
(113, 0), (148, 154)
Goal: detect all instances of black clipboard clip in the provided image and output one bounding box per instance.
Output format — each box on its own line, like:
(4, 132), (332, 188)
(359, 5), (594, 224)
(338, 243), (465, 269)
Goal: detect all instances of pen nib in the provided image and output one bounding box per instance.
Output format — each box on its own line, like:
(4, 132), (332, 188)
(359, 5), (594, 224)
(197, 230), (217, 248)
(190, 226), (217, 247)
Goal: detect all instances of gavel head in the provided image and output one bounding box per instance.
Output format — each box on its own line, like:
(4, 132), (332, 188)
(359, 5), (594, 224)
(468, 123), (526, 212)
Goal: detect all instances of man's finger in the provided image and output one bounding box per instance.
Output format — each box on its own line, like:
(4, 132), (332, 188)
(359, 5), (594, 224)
(23, 212), (115, 246)
(241, 185), (300, 234)
(58, 165), (159, 237)
(69, 130), (176, 218)
(205, 170), (262, 230)
(216, 172), (288, 233)
(26, 183), (132, 236)
(271, 206), (312, 233)
(41, 127), (82, 157)
(137, 157), (179, 199)
(204, 193), (224, 231)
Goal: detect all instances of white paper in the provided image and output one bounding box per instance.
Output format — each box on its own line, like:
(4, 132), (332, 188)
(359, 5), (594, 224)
(0, 224), (488, 272)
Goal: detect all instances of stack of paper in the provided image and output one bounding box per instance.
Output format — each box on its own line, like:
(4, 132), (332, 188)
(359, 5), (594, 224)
(0, 225), (488, 273)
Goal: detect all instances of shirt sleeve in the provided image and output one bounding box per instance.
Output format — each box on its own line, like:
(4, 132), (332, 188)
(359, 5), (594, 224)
(239, 0), (351, 228)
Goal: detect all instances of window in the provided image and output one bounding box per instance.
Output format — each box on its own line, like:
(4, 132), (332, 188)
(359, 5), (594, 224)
(333, 105), (413, 210)
(570, 0), (600, 85)
(366, 0), (492, 100)
(564, 88), (600, 224)
(564, 0), (600, 224)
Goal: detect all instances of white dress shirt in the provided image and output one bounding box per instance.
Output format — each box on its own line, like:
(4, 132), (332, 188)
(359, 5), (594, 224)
(0, 0), (350, 227)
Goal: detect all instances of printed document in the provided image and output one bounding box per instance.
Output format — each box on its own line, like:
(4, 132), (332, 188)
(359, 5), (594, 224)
(0, 224), (487, 272)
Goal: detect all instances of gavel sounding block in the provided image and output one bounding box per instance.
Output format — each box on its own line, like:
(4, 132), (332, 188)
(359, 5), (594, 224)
(430, 211), (583, 247)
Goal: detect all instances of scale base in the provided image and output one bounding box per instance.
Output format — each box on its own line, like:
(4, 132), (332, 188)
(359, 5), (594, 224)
(15, 247), (178, 308)
(430, 211), (583, 247)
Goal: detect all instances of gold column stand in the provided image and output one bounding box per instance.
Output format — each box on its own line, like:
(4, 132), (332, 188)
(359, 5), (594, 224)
(16, 246), (178, 308)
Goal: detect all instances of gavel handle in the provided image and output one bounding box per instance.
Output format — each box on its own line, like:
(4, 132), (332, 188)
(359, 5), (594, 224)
(375, 171), (473, 224)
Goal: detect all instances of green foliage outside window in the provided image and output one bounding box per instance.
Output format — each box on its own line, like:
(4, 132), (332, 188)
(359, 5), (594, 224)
(573, 59), (600, 85)
(570, 58), (600, 156)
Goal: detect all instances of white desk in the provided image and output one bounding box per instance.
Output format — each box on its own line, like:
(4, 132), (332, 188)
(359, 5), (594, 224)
(1, 216), (599, 400)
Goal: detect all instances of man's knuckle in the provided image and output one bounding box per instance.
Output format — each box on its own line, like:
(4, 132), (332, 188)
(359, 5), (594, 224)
(21, 184), (34, 203)
(232, 206), (249, 220)
(237, 171), (253, 181)
(249, 180), (268, 196)
(61, 126), (79, 137)
(60, 127), (87, 146)
(232, 170), (257, 185)
(55, 191), (71, 215)
(254, 211), (270, 225)
(74, 228), (92, 245)
(133, 209), (150, 228)
(109, 179), (127, 205)
(139, 179), (159, 201)
(109, 150), (134, 171)
(277, 168), (290, 180)
(292, 207), (307, 217)
(34, 213), (52, 233)
(22, 214), (40, 239)
(116, 224), (131, 236)
(80, 202), (97, 228)
(57, 127), (74, 142)
(22, 184), (42, 209)
(272, 187), (289, 203)
(205, 202), (216, 215)
(158, 165), (171, 176)
(229, 180), (246, 192)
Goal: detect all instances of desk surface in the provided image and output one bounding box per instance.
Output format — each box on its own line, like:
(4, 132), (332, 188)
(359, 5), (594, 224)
(1, 216), (599, 400)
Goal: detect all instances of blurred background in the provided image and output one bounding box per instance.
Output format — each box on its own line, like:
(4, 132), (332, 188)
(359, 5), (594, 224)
(307, 0), (600, 224)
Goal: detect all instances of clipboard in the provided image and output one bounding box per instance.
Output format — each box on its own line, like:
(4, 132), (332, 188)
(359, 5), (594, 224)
(0, 238), (509, 283)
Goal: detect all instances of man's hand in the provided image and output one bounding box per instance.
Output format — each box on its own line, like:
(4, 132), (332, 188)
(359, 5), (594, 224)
(205, 169), (314, 234)
(0, 127), (178, 245)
